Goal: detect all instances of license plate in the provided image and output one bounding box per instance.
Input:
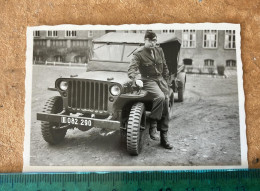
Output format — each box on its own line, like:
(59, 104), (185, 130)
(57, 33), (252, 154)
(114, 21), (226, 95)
(61, 117), (93, 127)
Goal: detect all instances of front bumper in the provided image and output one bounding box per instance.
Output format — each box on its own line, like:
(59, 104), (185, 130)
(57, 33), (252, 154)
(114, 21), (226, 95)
(37, 112), (121, 130)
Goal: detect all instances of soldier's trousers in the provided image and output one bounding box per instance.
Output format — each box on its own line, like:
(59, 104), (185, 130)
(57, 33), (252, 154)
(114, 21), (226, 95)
(143, 79), (169, 132)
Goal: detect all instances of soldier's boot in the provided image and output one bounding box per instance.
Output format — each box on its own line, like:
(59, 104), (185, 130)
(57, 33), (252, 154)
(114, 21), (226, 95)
(160, 131), (173, 149)
(149, 120), (160, 141)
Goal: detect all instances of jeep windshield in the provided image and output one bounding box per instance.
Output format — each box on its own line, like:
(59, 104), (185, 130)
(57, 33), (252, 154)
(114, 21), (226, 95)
(92, 43), (140, 63)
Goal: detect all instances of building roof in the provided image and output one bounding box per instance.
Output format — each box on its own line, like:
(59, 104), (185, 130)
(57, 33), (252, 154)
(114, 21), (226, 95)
(93, 32), (181, 44)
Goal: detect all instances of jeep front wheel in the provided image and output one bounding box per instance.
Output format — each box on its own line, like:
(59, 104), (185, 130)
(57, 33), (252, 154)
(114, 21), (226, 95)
(41, 96), (67, 145)
(126, 102), (146, 156)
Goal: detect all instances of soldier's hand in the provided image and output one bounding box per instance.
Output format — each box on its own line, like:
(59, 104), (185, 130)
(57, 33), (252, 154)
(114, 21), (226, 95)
(135, 79), (143, 88)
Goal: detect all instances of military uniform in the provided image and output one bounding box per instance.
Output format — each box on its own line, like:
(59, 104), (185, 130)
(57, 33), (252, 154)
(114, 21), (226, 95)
(128, 46), (170, 132)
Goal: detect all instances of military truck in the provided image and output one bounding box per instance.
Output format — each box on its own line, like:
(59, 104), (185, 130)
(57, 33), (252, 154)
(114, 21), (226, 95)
(37, 32), (186, 155)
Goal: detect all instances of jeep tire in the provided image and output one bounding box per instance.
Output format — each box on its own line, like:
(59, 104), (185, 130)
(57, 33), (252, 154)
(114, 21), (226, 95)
(168, 89), (174, 118)
(41, 96), (67, 145)
(177, 72), (186, 102)
(177, 83), (184, 102)
(126, 102), (146, 155)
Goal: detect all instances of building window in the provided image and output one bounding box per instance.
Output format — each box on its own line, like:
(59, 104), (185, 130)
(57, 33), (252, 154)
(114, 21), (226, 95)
(51, 40), (67, 47)
(33, 56), (42, 61)
(225, 30), (236, 49)
(54, 55), (63, 62)
(204, 59), (215, 66)
(34, 40), (46, 46)
(88, 30), (93, 37)
(74, 56), (85, 63)
(203, 30), (218, 48)
(162, 30), (175, 34)
(182, 30), (196, 48)
(226, 60), (236, 67)
(65, 30), (77, 37)
(33, 31), (40, 37)
(183, 58), (193, 65)
(123, 30), (138, 33)
(71, 40), (88, 47)
(47, 30), (58, 37)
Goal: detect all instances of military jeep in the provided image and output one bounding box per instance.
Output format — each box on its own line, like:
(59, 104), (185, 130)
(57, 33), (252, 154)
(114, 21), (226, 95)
(37, 32), (186, 155)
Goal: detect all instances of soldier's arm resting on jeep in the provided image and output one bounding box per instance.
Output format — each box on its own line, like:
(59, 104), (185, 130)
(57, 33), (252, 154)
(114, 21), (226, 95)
(128, 54), (141, 82)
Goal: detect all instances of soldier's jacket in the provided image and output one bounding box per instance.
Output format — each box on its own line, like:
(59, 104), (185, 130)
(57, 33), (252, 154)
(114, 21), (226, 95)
(128, 46), (170, 96)
(128, 46), (169, 81)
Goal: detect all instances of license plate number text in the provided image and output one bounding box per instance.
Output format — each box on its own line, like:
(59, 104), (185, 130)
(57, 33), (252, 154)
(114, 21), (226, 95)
(61, 117), (92, 126)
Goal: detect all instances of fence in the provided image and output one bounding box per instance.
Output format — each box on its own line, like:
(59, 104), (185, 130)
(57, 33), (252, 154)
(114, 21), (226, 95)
(33, 60), (87, 67)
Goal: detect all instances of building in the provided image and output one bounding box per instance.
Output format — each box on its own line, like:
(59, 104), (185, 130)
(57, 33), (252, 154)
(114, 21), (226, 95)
(33, 30), (106, 63)
(33, 29), (237, 71)
(179, 30), (236, 71)
(115, 30), (237, 70)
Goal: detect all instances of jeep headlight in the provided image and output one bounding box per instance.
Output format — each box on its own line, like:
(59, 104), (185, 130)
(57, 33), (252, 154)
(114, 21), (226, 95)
(59, 81), (68, 91)
(110, 85), (121, 96)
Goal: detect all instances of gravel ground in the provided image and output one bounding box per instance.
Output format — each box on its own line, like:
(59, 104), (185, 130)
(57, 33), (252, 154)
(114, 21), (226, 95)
(29, 65), (241, 166)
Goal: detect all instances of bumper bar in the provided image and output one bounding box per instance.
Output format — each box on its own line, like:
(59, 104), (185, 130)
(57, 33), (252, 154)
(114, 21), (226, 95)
(37, 112), (121, 130)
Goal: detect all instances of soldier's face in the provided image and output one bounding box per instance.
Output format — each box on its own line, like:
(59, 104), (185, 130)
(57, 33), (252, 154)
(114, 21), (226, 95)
(144, 37), (157, 48)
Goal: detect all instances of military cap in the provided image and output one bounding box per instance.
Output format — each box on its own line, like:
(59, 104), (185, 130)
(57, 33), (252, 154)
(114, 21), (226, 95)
(144, 30), (157, 40)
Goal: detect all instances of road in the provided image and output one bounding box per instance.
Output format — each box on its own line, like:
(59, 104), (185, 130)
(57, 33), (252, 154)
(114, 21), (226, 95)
(30, 65), (241, 166)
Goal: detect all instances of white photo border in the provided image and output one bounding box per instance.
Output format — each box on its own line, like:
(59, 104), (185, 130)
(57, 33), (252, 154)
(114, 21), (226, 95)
(23, 23), (248, 172)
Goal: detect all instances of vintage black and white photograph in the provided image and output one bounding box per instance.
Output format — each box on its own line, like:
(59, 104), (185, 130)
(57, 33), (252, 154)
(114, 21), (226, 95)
(23, 24), (247, 171)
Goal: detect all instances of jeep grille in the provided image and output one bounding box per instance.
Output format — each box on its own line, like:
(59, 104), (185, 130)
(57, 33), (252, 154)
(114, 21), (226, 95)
(68, 80), (109, 113)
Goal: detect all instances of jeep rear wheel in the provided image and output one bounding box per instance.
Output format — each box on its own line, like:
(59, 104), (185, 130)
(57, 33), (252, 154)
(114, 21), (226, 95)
(127, 102), (146, 156)
(177, 85), (184, 102)
(177, 73), (186, 102)
(168, 89), (174, 118)
(41, 96), (67, 145)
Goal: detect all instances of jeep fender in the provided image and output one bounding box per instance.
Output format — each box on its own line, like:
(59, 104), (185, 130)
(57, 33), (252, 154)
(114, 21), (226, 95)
(119, 90), (147, 99)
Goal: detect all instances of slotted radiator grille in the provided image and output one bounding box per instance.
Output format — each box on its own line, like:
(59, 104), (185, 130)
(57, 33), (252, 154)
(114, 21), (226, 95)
(68, 80), (109, 113)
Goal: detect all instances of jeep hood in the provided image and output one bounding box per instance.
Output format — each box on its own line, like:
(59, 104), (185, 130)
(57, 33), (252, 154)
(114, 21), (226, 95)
(73, 71), (131, 85)
(71, 61), (134, 85)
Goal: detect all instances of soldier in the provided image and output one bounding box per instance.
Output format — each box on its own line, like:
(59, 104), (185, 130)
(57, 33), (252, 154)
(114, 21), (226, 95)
(128, 30), (173, 149)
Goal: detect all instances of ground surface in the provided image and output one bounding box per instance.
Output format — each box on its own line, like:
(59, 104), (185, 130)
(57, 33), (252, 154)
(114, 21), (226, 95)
(30, 65), (241, 166)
